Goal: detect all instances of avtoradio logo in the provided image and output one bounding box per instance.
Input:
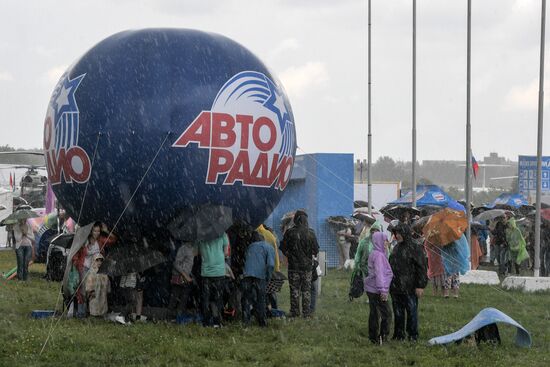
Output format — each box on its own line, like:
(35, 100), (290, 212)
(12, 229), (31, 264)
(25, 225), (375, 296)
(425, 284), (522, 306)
(173, 71), (296, 190)
(44, 73), (92, 185)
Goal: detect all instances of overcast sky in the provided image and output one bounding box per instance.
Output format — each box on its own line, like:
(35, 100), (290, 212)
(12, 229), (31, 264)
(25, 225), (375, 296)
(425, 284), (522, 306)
(0, 0), (549, 162)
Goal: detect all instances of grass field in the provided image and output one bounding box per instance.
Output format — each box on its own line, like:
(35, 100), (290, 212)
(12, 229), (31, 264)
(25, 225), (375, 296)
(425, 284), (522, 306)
(1, 250), (549, 367)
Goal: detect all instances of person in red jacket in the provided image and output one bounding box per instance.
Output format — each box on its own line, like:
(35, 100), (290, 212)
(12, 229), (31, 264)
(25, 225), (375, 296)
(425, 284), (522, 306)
(72, 222), (117, 317)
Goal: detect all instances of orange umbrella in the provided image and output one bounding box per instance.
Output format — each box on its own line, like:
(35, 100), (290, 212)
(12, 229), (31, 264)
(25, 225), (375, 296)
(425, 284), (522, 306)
(422, 208), (467, 246)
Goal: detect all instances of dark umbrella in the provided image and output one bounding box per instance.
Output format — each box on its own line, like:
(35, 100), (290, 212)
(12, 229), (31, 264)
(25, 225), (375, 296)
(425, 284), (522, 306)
(380, 205), (421, 221)
(472, 206), (491, 218)
(493, 204), (518, 213)
(412, 215), (430, 234)
(13, 197), (28, 207)
(99, 243), (167, 277)
(354, 200), (375, 209)
(50, 233), (75, 249)
(474, 209), (514, 222)
(327, 215), (357, 229)
(352, 207), (376, 224)
(281, 211), (296, 233)
(526, 209), (550, 224)
(518, 205), (536, 216)
(168, 204), (233, 242)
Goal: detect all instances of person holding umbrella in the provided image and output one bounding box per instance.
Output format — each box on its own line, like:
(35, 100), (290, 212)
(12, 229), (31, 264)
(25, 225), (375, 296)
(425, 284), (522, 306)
(13, 218), (34, 280)
(388, 221), (428, 341)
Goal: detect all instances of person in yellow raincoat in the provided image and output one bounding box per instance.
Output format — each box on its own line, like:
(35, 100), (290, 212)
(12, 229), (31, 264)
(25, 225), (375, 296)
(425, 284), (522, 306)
(506, 218), (530, 275)
(257, 224), (281, 310)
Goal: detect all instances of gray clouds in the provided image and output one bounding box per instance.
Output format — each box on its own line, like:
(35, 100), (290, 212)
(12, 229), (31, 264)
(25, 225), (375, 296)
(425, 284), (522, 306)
(0, 0), (548, 161)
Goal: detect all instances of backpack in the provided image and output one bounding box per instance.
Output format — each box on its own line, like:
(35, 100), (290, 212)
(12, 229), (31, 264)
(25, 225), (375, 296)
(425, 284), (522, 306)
(348, 268), (364, 300)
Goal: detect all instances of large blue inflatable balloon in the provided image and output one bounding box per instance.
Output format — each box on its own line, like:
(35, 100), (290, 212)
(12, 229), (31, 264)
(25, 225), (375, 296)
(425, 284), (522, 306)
(43, 29), (296, 242)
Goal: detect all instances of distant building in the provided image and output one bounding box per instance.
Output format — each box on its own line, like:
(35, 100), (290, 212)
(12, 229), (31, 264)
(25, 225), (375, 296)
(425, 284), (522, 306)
(483, 152), (507, 165)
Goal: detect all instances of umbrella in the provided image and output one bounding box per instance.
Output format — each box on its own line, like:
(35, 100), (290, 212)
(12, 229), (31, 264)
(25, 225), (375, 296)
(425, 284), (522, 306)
(1, 209), (39, 226)
(472, 206), (491, 217)
(327, 216), (357, 229)
(50, 233), (75, 249)
(353, 200), (376, 210)
(518, 205), (535, 216)
(63, 222), (95, 298)
(526, 209), (550, 223)
(471, 221), (488, 231)
(0, 217), (18, 226)
(99, 243), (167, 277)
(474, 209), (514, 222)
(422, 208), (468, 246)
(388, 185), (465, 212)
(380, 205), (421, 221)
(281, 210), (296, 233)
(168, 204), (233, 242)
(488, 193), (528, 209)
(419, 205), (444, 216)
(352, 207), (377, 224)
(13, 197), (28, 206)
(412, 215), (430, 234)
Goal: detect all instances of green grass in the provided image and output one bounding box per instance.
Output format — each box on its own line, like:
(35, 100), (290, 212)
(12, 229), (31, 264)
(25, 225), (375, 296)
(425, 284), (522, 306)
(1, 250), (550, 367)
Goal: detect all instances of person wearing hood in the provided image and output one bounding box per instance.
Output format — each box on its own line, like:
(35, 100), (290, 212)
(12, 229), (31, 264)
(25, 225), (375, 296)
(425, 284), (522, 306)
(85, 253), (110, 317)
(364, 232), (393, 344)
(241, 231), (275, 327)
(280, 210), (319, 318)
(388, 221), (428, 341)
(506, 218), (530, 275)
(354, 221), (383, 277)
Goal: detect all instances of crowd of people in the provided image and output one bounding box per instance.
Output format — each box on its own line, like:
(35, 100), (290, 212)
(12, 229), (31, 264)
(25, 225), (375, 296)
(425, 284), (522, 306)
(347, 207), (550, 344)
(59, 210), (320, 328)
(351, 218), (428, 343)
(8, 201), (549, 340)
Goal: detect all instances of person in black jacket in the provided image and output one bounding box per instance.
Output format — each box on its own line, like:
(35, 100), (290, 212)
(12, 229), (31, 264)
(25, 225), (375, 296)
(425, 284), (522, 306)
(388, 221), (428, 341)
(491, 217), (510, 276)
(280, 210), (319, 318)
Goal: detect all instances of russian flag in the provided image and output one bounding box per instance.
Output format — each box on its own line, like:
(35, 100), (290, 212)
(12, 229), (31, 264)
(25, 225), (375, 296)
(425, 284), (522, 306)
(472, 156), (479, 179)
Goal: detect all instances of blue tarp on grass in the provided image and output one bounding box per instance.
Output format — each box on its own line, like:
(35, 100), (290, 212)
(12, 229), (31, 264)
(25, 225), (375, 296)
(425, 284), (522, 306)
(428, 307), (532, 347)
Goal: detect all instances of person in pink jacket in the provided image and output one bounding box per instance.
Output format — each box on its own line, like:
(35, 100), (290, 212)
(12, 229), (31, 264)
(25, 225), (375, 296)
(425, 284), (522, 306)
(364, 232), (394, 344)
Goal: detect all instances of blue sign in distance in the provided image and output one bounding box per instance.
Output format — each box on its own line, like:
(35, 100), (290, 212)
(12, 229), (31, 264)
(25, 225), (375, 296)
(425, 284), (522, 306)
(518, 155), (550, 198)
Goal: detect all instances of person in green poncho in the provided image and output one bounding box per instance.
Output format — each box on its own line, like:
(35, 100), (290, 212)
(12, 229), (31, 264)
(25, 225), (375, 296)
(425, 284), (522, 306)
(506, 218), (530, 275)
(354, 221), (383, 276)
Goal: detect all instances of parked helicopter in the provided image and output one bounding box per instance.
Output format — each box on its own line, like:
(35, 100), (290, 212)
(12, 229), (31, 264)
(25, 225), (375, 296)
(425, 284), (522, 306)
(0, 151), (47, 208)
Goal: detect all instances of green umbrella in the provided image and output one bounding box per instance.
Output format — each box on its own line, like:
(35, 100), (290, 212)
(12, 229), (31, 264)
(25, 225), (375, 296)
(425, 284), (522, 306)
(0, 218), (18, 226)
(3, 209), (39, 223)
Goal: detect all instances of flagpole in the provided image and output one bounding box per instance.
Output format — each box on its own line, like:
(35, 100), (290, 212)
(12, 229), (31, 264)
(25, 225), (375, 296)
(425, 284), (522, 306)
(465, 0), (472, 252)
(412, 0), (417, 208)
(367, 0), (373, 216)
(534, 0), (546, 278)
